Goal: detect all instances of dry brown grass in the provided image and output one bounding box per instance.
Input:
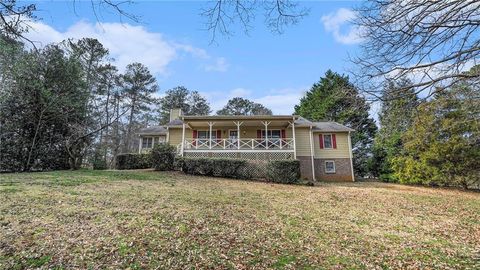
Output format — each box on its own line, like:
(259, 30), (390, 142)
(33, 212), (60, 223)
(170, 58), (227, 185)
(1, 170), (479, 269)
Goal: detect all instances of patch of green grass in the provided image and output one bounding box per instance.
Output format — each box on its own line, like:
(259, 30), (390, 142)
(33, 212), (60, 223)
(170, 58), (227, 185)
(26, 255), (51, 267)
(272, 255), (297, 269)
(0, 187), (21, 193)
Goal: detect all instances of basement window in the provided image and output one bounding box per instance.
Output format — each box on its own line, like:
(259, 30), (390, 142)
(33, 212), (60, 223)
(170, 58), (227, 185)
(325, 161), (336, 174)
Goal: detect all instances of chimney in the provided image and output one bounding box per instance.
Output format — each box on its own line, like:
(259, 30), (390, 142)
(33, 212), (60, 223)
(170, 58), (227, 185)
(170, 108), (182, 122)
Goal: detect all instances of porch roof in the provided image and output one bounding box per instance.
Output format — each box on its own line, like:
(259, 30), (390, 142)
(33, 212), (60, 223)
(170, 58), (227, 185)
(137, 126), (167, 135)
(182, 115), (298, 121)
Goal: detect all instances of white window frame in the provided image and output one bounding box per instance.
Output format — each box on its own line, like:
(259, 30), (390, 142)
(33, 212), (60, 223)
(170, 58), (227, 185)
(323, 134), (333, 149)
(325, 160), (336, 174)
(142, 137), (153, 149)
(261, 129), (281, 139)
(197, 130), (218, 139)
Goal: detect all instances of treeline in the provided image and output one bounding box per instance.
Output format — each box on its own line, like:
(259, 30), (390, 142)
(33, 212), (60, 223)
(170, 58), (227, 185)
(0, 37), (162, 171)
(370, 71), (480, 189)
(295, 70), (479, 189)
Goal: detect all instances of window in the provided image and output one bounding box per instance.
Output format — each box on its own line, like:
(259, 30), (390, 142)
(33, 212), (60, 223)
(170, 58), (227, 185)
(323, 134), (333, 149)
(197, 130), (217, 139)
(142, 137), (153, 149)
(261, 130), (281, 139)
(325, 161), (336, 173)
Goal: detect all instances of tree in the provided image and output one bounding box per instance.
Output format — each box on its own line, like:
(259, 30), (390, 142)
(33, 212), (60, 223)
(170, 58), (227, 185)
(0, 0), (137, 44)
(0, 43), (86, 171)
(392, 81), (480, 189)
(202, 0), (308, 42)
(294, 70), (377, 176)
(158, 86), (211, 124)
(216, 97), (272, 115)
(354, 0), (480, 100)
(369, 78), (419, 180)
(121, 62), (158, 152)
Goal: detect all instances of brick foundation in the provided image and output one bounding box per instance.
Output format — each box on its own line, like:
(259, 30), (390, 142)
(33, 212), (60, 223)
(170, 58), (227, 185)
(314, 158), (353, 181)
(297, 156), (354, 181)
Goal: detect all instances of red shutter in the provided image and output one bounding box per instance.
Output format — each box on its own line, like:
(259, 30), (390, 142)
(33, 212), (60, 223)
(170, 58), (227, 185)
(216, 130), (221, 139)
(281, 129), (286, 139)
(257, 130), (261, 138)
(319, 134), (324, 149)
(192, 130), (197, 146)
(332, 134), (337, 149)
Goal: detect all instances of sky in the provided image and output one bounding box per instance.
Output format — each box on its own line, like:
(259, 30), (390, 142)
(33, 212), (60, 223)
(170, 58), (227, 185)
(26, 0), (363, 115)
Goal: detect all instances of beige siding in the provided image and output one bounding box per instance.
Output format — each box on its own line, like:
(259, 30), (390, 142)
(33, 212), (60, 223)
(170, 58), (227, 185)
(295, 127), (312, 156)
(167, 128), (189, 146)
(313, 132), (350, 158)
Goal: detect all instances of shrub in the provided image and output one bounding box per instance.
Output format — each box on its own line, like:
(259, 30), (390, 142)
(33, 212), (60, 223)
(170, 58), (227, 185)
(266, 160), (300, 184)
(151, 143), (176, 171)
(179, 157), (249, 179)
(115, 153), (152, 170)
(92, 158), (107, 170)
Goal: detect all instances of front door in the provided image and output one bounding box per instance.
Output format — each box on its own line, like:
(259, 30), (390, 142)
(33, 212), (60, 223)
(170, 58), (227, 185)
(229, 130), (238, 148)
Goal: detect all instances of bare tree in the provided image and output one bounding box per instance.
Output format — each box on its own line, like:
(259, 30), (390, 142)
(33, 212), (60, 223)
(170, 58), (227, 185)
(201, 0), (308, 42)
(353, 0), (480, 100)
(0, 0), (137, 45)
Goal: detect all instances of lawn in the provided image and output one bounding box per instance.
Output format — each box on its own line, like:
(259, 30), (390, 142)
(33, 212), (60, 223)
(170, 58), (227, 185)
(0, 170), (479, 269)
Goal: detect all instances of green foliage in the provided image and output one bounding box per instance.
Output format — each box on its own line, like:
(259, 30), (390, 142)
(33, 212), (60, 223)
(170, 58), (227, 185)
(294, 70), (377, 176)
(216, 97), (272, 115)
(391, 84), (480, 189)
(178, 157), (249, 179)
(92, 159), (107, 170)
(151, 143), (176, 171)
(115, 153), (152, 170)
(266, 160), (301, 184)
(370, 78), (419, 180)
(158, 86), (211, 124)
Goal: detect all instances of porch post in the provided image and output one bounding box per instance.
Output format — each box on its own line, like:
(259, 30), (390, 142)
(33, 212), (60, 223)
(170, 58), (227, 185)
(292, 117), (297, 159)
(234, 121), (243, 149)
(261, 121), (270, 149)
(138, 137), (142, 153)
(208, 122), (214, 149)
(181, 123), (185, 157)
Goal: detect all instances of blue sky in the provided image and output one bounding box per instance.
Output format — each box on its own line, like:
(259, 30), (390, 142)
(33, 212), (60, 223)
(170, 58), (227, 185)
(27, 0), (362, 114)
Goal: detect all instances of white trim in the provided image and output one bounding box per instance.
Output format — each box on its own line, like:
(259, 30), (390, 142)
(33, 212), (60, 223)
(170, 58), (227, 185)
(184, 149), (295, 153)
(348, 131), (355, 181)
(322, 133), (334, 149)
(309, 126), (316, 181)
(325, 160), (336, 174)
(291, 118), (297, 159)
(181, 123), (186, 157)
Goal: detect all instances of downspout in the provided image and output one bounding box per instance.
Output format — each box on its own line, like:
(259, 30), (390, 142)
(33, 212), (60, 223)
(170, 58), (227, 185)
(292, 117), (296, 159)
(348, 131), (355, 181)
(181, 123), (186, 157)
(309, 126), (316, 181)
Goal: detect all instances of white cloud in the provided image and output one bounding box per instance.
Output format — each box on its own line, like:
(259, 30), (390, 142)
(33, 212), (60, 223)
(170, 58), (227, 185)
(321, 8), (364, 45)
(24, 20), (228, 75)
(208, 87), (306, 115)
(204, 57), (229, 72)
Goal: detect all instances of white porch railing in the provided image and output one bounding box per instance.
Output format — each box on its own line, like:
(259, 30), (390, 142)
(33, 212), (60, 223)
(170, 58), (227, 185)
(183, 138), (295, 150)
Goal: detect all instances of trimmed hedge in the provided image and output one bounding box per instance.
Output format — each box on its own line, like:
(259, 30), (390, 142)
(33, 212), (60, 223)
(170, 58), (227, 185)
(151, 143), (176, 171)
(266, 160), (301, 184)
(178, 157), (249, 179)
(115, 153), (152, 170)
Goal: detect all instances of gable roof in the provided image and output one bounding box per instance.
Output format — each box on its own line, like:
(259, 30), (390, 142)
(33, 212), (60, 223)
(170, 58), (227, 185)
(312, 122), (355, 132)
(137, 126), (167, 135)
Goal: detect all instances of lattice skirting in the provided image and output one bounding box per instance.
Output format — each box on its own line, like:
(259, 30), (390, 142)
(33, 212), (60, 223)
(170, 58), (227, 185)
(183, 151), (294, 161)
(183, 151), (294, 179)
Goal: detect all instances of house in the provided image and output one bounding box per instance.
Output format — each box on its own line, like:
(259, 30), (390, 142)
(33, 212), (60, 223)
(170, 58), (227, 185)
(137, 109), (355, 181)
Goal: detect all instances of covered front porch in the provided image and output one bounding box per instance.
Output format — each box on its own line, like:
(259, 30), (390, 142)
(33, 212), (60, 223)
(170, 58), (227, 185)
(179, 115), (297, 157)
